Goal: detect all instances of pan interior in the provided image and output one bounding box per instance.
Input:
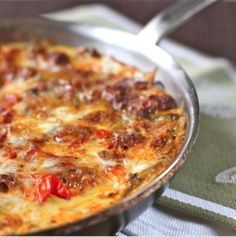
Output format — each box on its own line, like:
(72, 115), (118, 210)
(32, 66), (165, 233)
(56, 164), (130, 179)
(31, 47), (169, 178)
(0, 18), (199, 234)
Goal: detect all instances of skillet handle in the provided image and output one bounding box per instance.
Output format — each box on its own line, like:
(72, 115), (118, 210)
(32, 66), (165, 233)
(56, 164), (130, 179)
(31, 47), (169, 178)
(138, 0), (219, 44)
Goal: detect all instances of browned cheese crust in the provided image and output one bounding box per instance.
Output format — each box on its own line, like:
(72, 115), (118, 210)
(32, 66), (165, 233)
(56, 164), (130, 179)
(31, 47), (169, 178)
(0, 40), (187, 235)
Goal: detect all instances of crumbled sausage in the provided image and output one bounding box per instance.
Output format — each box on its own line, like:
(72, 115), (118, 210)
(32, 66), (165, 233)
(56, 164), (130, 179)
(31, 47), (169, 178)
(0, 174), (16, 184)
(98, 150), (113, 160)
(129, 173), (143, 186)
(0, 66), (18, 84)
(28, 47), (46, 59)
(0, 183), (9, 192)
(20, 67), (37, 79)
(91, 89), (102, 101)
(154, 95), (177, 111)
(0, 108), (15, 124)
(98, 150), (123, 160)
(150, 136), (168, 148)
(0, 215), (22, 228)
(85, 111), (107, 123)
(2, 48), (20, 64)
(59, 167), (98, 190)
(80, 48), (101, 58)
(86, 48), (101, 58)
(0, 126), (7, 142)
(0, 174), (16, 193)
(138, 94), (177, 117)
(54, 125), (92, 144)
(27, 87), (39, 95)
(50, 52), (70, 65)
(134, 81), (149, 90)
(112, 132), (144, 150)
(103, 80), (130, 111)
(102, 79), (176, 116)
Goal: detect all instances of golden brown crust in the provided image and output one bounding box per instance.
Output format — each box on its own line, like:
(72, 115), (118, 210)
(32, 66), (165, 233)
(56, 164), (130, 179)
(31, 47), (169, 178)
(0, 40), (187, 235)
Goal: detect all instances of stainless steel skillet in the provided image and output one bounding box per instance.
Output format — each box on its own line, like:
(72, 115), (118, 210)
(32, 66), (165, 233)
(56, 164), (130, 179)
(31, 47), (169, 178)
(0, 0), (217, 235)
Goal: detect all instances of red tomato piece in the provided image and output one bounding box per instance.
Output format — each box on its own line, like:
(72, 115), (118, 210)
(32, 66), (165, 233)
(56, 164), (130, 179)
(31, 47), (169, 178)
(34, 174), (71, 203)
(95, 129), (112, 139)
(24, 147), (38, 161)
(110, 165), (126, 176)
(2, 93), (21, 108)
(7, 150), (17, 159)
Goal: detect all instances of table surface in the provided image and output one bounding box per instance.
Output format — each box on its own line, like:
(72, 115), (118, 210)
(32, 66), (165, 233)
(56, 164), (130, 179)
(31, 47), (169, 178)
(0, 0), (235, 63)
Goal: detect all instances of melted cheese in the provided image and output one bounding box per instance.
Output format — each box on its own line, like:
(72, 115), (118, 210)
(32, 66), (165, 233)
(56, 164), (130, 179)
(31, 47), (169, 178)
(0, 40), (187, 235)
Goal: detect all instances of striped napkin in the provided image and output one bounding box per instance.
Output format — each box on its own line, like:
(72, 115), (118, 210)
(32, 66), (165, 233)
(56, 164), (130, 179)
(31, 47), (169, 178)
(45, 4), (236, 235)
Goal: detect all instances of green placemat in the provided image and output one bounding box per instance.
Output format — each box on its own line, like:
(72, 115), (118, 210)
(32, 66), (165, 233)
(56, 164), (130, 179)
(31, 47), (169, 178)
(158, 114), (236, 229)
(157, 51), (236, 230)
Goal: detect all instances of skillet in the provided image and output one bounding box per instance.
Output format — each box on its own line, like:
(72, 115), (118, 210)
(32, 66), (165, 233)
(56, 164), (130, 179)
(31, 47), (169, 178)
(0, 0), (217, 235)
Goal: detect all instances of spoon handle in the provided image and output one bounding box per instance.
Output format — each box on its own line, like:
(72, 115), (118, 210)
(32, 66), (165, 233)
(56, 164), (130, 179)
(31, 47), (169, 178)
(138, 0), (219, 44)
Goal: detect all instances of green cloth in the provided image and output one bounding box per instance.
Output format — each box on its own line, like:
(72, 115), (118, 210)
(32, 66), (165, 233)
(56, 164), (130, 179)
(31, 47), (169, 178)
(45, 4), (236, 231)
(159, 44), (236, 230)
(158, 115), (236, 229)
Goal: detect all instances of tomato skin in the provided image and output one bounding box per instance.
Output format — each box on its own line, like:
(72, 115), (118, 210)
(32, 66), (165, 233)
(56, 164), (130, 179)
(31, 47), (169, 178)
(95, 129), (112, 139)
(4, 149), (17, 159)
(0, 94), (21, 124)
(1, 93), (21, 108)
(34, 174), (71, 203)
(24, 147), (38, 161)
(110, 165), (126, 176)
